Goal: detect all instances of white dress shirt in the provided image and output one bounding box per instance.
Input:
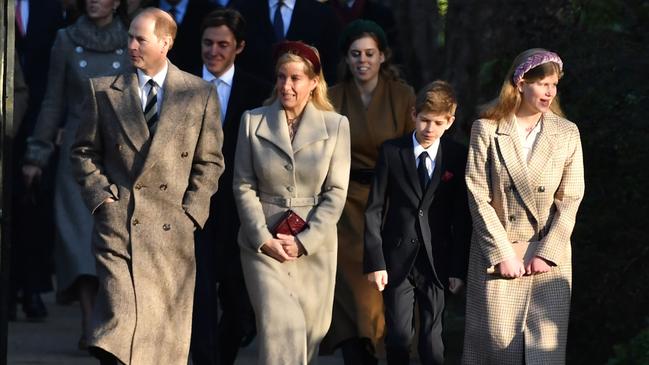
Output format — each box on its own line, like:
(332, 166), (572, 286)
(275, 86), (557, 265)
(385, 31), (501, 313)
(514, 115), (542, 162)
(202, 64), (234, 123)
(412, 132), (440, 179)
(268, 0), (295, 37)
(137, 63), (169, 113)
(159, 0), (189, 24)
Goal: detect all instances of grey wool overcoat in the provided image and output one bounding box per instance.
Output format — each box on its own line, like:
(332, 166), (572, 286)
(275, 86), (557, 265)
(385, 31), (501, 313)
(233, 100), (350, 364)
(462, 112), (584, 365)
(71, 63), (224, 365)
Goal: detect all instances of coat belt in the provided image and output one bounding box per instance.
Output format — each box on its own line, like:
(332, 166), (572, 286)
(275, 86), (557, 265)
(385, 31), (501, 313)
(258, 193), (322, 208)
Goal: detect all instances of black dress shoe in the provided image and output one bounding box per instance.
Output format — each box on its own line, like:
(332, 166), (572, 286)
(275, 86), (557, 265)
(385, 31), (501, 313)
(22, 293), (48, 321)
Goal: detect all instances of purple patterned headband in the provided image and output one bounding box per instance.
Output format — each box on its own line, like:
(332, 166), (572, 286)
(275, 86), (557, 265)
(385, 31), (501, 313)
(512, 51), (563, 84)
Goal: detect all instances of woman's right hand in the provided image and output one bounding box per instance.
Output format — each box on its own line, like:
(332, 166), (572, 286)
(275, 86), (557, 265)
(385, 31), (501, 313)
(260, 238), (297, 263)
(496, 257), (525, 279)
(22, 164), (42, 189)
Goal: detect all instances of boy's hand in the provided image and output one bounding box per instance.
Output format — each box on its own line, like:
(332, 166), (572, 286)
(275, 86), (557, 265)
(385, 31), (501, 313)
(448, 277), (464, 294)
(367, 270), (388, 291)
(525, 256), (552, 275)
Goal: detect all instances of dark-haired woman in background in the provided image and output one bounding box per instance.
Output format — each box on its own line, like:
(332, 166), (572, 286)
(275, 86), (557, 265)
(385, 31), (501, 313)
(21, 0), (129, 349)
(322, 19), (415, 365)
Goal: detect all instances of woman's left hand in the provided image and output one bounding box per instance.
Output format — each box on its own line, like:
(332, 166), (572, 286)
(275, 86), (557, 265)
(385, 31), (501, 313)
(525, 256), (552, 275)
(277, 233), (306, 258)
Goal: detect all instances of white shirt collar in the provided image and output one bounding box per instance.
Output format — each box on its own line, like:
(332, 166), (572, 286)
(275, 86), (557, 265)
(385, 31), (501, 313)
(137, 62), (169, 90)
(412, 131), (440, 161)
(202, 64), (235, 87)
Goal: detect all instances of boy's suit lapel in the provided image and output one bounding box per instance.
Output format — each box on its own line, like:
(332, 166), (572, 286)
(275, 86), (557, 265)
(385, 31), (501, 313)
(422, 140), (443, 203)
(399, 135), (424, 199)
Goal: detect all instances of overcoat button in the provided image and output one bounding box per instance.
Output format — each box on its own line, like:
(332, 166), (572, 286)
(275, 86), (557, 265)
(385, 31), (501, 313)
(163, 224), (171, 231)
(159, 184), (167, 191)
(132, 219), (139, 226)
(287, 186), (294, 192)
(285, 164), (293, 171)
(134, 183), (142, 190)
(411, 239), (416, 244)
(181, 152), (189, 158)
(538, 186), (545, 192)
(418, 209), (424, 217)
(115, 144), (121, 150)
(509, 215), (516, 222)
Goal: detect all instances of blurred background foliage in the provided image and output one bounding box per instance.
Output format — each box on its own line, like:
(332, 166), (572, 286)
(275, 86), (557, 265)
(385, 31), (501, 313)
(377, 0), (649, 362)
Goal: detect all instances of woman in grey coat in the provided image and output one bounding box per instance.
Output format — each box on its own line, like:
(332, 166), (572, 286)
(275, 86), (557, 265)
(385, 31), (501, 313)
(21, 0), (128, 349)
(233, 41), (350, 364)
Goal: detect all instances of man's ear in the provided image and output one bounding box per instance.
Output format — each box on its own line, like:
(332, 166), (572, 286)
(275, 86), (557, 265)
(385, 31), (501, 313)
(236, 40), (246, 54)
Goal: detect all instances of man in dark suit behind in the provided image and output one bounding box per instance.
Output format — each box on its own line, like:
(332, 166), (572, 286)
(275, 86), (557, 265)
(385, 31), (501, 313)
(71, 8), (224, 364)
(190, 8), (272, 365)
(10, 0), (64, 320)
(233, 0), (341, 84)
(154, 0), (216, 73)
(363, 81), (471, 365)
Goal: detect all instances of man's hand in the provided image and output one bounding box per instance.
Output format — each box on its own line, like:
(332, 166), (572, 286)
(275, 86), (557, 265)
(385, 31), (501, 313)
(525, 256), (552, 275)
(496, 257), (525, 279)
(366, 270), (388, 291)
(22, 164), (42, 188)
(260, 238), (297, 263)
(448, 277), (464, 294)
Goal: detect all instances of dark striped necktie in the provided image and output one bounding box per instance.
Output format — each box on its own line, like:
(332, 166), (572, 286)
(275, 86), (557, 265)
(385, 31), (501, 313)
(273, 0), (285, 41)
(144, 79), (159, 132)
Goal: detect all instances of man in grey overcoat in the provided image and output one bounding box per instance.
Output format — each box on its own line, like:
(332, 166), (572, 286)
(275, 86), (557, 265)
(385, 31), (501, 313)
(70, 8), (224, 365)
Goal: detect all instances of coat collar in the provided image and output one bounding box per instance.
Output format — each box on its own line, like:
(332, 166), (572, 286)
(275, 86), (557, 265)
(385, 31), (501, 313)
(495, 112), (560, 221)
(255, 100), (329, 159)
(107, 69), (150, 153)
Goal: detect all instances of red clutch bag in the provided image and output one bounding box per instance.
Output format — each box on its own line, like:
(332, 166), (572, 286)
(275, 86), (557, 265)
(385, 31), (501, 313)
(271, 209), (308, 236)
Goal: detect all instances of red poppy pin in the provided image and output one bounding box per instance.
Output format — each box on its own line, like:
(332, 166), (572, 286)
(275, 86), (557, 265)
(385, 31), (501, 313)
(441, 171), (454, 182)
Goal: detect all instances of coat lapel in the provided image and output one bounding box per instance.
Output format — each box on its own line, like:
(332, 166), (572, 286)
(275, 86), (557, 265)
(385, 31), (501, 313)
(292, 102), (329, 153)
(496, 117), (539, 221)
(106, 71), (150, 153)
(422, 140), (443, 203)
(399, 135), (423, 199)
(141, 63), (189, 173)
(255, 100), (294, 160)
(527, 112), (557, 186)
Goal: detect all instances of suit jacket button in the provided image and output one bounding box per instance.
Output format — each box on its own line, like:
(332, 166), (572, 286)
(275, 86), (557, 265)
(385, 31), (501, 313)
(418, 209), (424, 217)
(181, 152), (189, 158)
(159, 184), (167, 191)
(509, 215), (516, 222)
(163, 224), (171, 231)
(538, 186), (545, 192)
(132, 218), (139, 226)
(411, 239), (416, 244)
(134, 183), (142, 190)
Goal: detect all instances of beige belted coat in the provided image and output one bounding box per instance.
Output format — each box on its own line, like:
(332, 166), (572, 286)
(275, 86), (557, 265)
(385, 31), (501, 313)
(233, 100), (350, 364)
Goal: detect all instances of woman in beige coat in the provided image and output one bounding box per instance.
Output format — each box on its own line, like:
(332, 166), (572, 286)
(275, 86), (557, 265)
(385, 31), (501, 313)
(462, 48), (584, 364)
(322, 20), (414, 364)
(233, 41), (350, 364)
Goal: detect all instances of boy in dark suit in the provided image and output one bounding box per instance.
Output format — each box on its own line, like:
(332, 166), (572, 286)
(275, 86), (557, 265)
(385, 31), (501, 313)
(363, 81), (471, 365)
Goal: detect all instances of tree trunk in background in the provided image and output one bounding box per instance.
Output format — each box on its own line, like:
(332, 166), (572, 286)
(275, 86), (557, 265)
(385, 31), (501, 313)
(383, 0), (440, 89)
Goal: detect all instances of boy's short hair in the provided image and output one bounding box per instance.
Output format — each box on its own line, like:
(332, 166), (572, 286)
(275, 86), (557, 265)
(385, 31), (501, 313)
(414, 80), (457, 116)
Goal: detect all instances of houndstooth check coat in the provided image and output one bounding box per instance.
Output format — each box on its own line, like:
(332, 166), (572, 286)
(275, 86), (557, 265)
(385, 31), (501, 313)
(462, 112), (584, 365)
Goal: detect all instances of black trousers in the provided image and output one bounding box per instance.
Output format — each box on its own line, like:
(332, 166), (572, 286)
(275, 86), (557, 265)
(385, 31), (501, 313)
(383, 247), (445, 365)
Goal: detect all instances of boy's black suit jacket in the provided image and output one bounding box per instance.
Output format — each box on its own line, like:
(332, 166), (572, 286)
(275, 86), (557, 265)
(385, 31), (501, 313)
(363, 134), (471, 289)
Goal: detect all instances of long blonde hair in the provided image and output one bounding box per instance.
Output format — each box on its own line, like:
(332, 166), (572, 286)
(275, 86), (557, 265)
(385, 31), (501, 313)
(265, 51), (334, 111)
(481, 48), (565, 121)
